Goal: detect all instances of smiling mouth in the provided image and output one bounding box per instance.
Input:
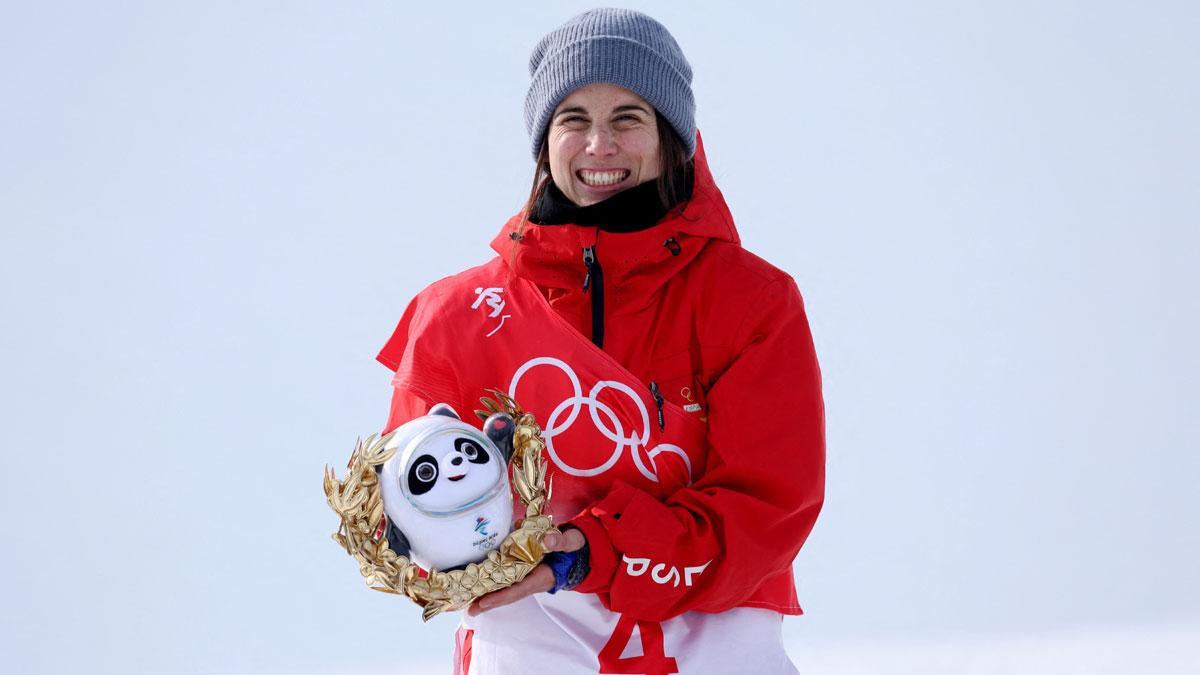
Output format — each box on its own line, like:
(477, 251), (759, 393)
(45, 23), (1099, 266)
(577, 169), (630, 187)
(448, 474), (466, 482)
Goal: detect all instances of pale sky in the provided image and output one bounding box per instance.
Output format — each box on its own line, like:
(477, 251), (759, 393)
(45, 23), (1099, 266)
(2, 2), (1197, 673)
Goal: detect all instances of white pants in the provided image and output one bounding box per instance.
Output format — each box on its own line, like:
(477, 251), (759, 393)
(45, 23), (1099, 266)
(459, 591), (798, 675)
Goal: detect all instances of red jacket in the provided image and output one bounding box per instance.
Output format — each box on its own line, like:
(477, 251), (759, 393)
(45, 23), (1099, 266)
(379, 134), (824, 622)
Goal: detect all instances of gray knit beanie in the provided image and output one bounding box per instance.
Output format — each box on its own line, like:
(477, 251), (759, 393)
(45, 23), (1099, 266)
(524, 8), (696, 160)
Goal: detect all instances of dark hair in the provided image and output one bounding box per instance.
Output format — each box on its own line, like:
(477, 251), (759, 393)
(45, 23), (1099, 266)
(517, 110), (694, 230)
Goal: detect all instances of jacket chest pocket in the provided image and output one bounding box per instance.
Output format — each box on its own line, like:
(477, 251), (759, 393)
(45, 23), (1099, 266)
(655, 373), (708, 422)
(648, 350), (715, 424)
(644, 369), (713, 492)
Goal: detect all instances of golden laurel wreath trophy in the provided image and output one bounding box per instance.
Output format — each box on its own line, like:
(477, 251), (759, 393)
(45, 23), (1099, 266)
(324, 392), (556, 621)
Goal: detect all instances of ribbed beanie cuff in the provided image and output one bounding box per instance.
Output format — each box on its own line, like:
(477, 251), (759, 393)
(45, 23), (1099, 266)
(525, 8), (696, 160)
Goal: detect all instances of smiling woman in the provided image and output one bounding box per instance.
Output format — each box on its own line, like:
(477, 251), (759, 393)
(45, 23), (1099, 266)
(520, 84), (694, 228)
(548, 84), (662, 205)
(375, 8), (825, 674)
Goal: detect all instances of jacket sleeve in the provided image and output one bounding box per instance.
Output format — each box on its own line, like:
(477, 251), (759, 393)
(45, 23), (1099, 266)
(566, 276), (825, 621)
(377, 292), (464, 433)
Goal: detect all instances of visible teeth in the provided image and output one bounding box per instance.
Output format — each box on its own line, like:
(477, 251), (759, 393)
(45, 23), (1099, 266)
(578, 170), (629, 186)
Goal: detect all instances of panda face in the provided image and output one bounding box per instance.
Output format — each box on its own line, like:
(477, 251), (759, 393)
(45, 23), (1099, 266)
(402, 432), (503, 512)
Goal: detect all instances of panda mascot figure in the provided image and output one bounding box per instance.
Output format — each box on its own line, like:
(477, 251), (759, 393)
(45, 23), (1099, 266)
(377, 403), (516, 571)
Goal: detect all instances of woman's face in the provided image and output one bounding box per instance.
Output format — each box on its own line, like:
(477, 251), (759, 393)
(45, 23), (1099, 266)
(547, 83), (661, 207)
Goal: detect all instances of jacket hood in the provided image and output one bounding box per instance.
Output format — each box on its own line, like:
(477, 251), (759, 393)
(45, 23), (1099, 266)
(490, 132), (740, 307)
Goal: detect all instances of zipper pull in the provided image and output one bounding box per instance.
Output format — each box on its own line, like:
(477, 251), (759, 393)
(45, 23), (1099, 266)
(582, 246), (595, 292)
(649, 381), (665, 431)
(663, 237), (681, 256)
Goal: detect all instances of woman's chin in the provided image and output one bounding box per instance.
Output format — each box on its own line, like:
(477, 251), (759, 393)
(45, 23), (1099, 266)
(571, 179), (634, 206)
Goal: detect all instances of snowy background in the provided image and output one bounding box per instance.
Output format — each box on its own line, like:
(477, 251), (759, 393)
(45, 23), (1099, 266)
(2, 1), (1198, 673)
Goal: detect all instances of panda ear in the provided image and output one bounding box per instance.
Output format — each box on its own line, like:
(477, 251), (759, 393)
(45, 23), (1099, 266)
(428, 403), (460, 420)
(483, 412), (516, 462)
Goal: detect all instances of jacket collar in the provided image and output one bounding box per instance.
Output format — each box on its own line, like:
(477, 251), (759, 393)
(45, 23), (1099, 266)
(529, 161), (693, 232)
(491, 133), (740, 308)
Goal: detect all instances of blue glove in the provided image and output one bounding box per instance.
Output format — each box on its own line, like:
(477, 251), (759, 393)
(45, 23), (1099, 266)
(543, 530), (590, 594)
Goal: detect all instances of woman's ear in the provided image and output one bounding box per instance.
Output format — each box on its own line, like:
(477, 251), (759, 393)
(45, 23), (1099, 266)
(483, 412), (516, 462)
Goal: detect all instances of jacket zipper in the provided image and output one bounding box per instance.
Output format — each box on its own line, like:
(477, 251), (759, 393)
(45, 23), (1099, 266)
(649, 381), (665, 431)
(581, 245), (604, 348)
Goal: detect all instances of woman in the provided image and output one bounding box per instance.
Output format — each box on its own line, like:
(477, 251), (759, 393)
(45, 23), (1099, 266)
(377, 9), (824, 674)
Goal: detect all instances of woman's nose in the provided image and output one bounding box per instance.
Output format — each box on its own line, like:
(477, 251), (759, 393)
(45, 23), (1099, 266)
(586, 126), (617, 155)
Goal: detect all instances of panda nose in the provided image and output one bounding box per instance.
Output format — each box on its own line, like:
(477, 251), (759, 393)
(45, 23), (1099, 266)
(450, 456), (463, 466)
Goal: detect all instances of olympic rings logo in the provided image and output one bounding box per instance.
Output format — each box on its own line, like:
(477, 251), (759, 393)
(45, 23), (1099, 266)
(509, 357), (693, 484)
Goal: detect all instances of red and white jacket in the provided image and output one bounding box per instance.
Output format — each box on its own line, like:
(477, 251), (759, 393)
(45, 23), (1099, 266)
(378, 135), (824, 674)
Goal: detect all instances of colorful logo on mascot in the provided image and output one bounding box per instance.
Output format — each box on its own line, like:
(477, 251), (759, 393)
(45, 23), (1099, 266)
(472, 514), (499, 551)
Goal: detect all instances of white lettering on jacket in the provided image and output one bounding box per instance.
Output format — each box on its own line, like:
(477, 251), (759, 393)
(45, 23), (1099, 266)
(471, 287), (511, 337)
(622, 555), (712, 588)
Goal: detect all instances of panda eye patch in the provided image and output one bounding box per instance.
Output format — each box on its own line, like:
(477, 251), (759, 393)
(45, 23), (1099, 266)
(407, 454), (439, 495)
(456, 438), (490, 465)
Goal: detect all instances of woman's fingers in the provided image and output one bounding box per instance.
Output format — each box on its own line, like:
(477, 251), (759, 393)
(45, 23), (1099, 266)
(468, 565), (555, 615)
(465, 530), (585, 615)
(542, 528), (586, 552)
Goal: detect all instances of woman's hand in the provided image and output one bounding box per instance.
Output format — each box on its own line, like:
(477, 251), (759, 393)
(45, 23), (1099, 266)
(467, 528), (587, 615)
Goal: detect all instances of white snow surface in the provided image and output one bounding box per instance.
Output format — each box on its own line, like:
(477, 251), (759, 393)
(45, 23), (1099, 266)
(790, 623), (1200, 675)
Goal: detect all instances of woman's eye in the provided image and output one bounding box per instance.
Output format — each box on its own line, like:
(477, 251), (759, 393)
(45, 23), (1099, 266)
(416, 464), (436, 482)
